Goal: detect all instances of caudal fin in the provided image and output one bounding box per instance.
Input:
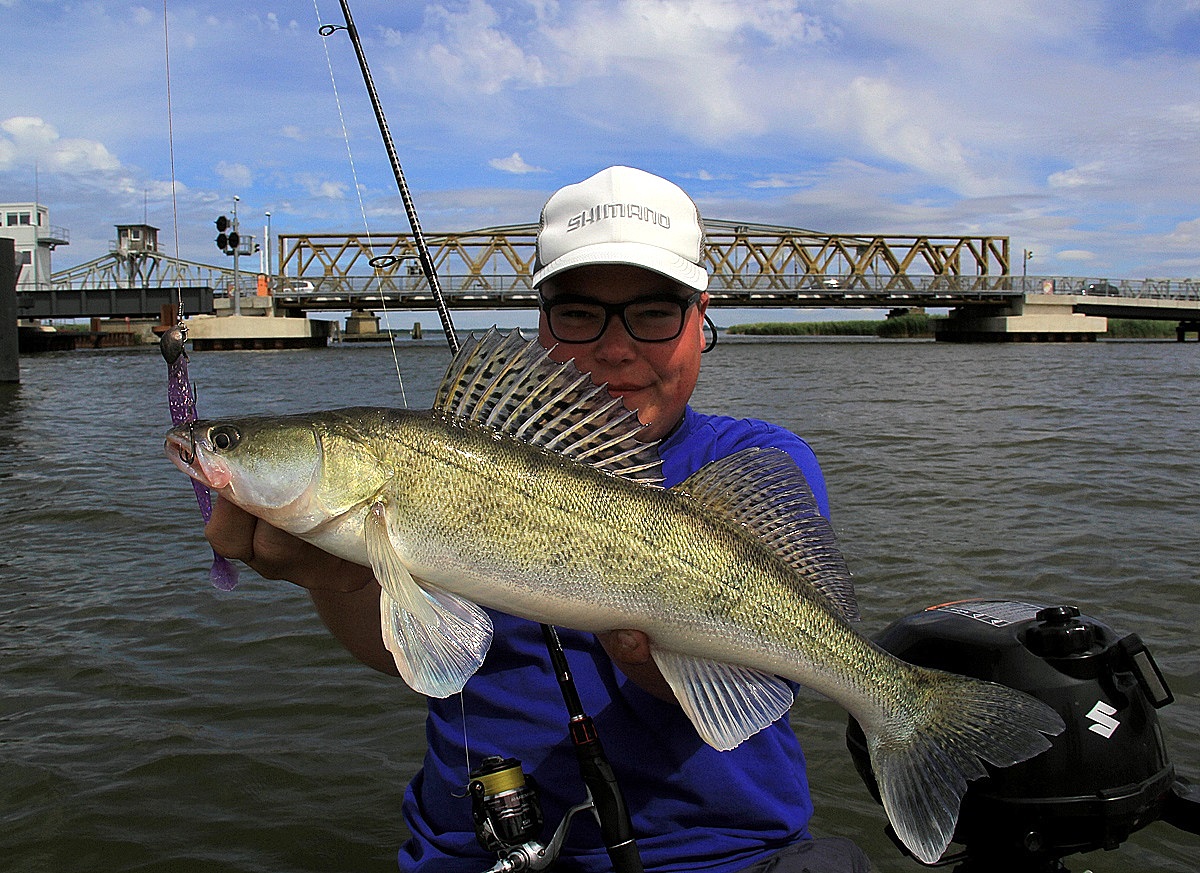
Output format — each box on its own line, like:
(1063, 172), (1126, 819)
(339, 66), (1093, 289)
(866, 670), (1065, 864)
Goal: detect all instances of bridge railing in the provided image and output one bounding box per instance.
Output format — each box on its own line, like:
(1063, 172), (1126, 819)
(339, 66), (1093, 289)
(282, 271), (1198, 299)
(707, 273), (1021, 293)
(1041, 277), (1200, 300)
(270, 271), (1200, 306)
(273, 271), (1024, 297)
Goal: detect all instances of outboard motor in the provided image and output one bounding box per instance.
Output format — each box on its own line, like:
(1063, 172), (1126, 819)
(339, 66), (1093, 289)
(846, 599), (1199, 871)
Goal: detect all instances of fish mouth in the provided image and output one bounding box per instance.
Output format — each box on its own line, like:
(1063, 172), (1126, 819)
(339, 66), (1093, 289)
(165, 428), (202, 479)
(164, 426), (230, 489)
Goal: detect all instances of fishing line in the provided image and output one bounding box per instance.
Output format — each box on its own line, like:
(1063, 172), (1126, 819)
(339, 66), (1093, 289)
(161, 0), (183, 323)
(312, 0), (408, 409)
(314, 8), (642, 869)
(314, 6), (643, 868)
(313, 0), (480, 779)
(158, 1), (239, 590)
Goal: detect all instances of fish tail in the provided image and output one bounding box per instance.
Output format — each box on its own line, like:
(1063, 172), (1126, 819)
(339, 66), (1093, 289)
(866, 669), (1064, 864)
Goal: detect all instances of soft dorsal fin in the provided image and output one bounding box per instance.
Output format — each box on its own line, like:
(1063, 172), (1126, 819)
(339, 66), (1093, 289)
(433, 328), (663, 484)
(674, 446), (860, 621)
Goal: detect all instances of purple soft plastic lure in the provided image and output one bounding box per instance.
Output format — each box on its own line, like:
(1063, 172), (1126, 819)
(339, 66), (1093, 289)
(160, 323), (240, 591)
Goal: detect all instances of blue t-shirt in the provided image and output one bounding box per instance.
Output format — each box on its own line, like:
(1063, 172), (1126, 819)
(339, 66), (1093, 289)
(399, 406), (830, 872)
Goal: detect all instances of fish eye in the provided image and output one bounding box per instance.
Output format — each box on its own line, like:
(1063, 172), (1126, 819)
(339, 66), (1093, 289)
(210, 426), (241, 452)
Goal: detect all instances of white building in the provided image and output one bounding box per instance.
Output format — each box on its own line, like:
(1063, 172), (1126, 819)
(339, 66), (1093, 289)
(1, 203), (69, 291)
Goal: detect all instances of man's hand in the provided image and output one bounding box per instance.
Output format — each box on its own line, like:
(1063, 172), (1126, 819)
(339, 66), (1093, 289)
(596, 629), (677, 702)
(205, 497), (397, 675)
(205, 498), (374, 592)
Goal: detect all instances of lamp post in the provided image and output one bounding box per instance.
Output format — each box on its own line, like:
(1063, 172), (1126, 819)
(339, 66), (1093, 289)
(1022, 249), (1034, 290)
(231, 196), (242, 316)
(264, 211), (272, 282)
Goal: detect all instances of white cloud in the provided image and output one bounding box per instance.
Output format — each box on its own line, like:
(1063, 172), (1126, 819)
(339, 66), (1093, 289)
(1165, 216), (1200, 247)
(215, 161), (253, 188)
(810, 74), (1019, 198)
(384, 0), (547, 96)
(296, 174), (348, 200)
(488, 152), (544, 174)
(1057, 249), (1097, 262)
(0, 116), (121, 173)
(533, 0), (829, 142)
(1047, 162), (1110, 189)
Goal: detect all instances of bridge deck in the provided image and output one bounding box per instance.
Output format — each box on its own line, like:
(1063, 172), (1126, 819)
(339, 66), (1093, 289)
(17, 278), (1200, 321)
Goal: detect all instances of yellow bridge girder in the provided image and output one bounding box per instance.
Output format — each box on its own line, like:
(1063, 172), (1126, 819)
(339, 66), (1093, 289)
(278, 220), (1010, 294)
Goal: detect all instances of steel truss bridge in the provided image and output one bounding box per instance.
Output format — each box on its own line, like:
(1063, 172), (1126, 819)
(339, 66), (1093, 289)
(27, 220), (1200, 319)
(272, 220), (1023, 310)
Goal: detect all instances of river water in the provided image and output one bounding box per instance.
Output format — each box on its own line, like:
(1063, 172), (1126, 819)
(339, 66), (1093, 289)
(2, 335), (1196, 872)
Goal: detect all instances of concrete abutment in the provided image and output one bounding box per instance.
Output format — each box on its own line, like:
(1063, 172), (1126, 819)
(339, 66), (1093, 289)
(935, 293), (1107, 342)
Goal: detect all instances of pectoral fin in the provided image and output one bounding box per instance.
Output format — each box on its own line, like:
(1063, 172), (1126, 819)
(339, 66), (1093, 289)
(366, 502), (492, 697)
(653, 648), (795, 751)
(379, 586), (493, 697)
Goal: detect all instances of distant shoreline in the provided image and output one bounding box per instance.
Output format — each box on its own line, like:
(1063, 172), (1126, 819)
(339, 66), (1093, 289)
(723, 314), (1179, 340)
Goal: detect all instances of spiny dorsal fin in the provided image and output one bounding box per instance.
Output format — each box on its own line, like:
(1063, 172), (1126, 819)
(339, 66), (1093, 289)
(674, 446), (860, 621)
(433, 327), (663, 484)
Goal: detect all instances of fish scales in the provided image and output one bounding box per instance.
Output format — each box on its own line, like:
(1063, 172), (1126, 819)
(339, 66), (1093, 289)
(321, 406), (903, 721)
(164, 328), (1065, 865)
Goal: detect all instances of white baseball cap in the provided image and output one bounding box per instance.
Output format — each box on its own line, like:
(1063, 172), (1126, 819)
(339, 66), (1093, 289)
(532, 166), (709, 291)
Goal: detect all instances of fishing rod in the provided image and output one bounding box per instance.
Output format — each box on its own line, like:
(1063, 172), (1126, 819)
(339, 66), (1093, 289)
(325, 6), (644, 871)
(158, 0), (238, 592)
(322, 0), (458, 354)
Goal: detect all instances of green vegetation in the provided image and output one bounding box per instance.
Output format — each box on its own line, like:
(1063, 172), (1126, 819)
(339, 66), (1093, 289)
(1102, 319), (1177, 339)
(727, 312), (938, 339)
(726, 315), (1181, 340)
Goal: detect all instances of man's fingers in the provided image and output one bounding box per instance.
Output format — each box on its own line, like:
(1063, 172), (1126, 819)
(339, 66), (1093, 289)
(597, 629), (653, 665)
(205, 496), (258, 563)
(204, 496), (374, 592)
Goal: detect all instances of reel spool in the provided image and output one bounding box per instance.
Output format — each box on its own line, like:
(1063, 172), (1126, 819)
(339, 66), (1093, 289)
(469, 756), (545, 854)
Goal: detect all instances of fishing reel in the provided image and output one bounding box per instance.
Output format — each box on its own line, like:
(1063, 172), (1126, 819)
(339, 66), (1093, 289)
(846, 600), (1200, 871)
(469, 756), (599, 873)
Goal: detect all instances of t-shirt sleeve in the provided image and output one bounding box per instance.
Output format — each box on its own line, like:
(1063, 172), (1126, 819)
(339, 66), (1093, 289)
(714, 420), (831, 519)
(662, 409), (831, 520)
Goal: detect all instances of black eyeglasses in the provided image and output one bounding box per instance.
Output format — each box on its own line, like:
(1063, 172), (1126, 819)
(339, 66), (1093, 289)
(540, 291), (703, 344)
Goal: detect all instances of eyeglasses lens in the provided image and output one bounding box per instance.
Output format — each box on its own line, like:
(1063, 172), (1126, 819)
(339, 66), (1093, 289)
(547, 297), (693, 343)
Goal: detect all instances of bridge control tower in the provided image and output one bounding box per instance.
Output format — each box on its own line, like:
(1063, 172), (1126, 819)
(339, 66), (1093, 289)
(113, 223), (162, 289)
(2, 202), (69, 292)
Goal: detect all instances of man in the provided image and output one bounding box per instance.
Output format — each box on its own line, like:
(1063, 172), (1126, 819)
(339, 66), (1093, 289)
(206, 166), (869, 872)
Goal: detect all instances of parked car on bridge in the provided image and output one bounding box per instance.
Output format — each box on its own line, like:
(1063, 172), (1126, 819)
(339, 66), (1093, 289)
(1084, 282), (1120, 296)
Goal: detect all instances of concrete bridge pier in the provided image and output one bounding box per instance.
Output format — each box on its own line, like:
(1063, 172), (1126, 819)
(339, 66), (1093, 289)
(2, 239), (17, 382)
(184, 313), (332, 350)
(345, 309), (381, 336)
(935, 293), (1107, 342)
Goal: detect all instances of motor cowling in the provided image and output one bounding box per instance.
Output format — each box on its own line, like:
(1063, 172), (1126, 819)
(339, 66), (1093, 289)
(846, 599), (1182, 870)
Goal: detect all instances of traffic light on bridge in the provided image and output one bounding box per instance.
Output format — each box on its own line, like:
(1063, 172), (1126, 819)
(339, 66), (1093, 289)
(215, 215), (239, 254)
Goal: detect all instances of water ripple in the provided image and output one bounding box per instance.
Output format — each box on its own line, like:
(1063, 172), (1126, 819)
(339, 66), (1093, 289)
(2, 340), (1196, 872)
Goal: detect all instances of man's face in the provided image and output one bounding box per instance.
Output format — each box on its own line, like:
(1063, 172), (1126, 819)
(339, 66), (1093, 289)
(537, 264), (709, 442)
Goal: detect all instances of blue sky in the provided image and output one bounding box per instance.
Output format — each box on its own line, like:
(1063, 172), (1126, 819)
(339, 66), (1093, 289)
(4, 0), (1200, 286)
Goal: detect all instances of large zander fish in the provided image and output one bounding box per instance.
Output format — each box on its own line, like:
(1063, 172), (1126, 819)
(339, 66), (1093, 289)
(165, 328), (1063, 864)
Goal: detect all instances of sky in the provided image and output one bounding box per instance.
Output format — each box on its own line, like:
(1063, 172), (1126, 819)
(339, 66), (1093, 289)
(4, 0), (1200, 293)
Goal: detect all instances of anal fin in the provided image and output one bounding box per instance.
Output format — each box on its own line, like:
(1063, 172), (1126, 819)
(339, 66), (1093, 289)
(653, 648), (794, 750)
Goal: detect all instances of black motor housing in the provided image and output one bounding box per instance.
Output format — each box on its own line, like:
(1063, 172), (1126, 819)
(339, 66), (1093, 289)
(846, 600), (1179, 870)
